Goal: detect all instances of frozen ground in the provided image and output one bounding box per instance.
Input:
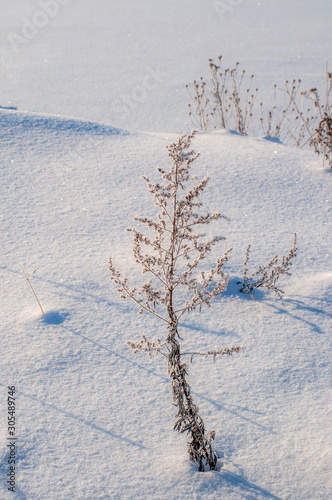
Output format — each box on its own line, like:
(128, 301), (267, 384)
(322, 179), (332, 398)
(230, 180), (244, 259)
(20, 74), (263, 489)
(0, 1), (331, 499)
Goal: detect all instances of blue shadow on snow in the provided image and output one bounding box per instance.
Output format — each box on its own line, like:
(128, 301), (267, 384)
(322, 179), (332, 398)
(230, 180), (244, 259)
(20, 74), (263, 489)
(42, 310), (70, 325)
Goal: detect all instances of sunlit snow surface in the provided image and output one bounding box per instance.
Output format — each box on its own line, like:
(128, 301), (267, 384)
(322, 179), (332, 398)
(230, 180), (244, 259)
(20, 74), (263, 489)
(1, 109), (331, 499)
(0, 1), (332, 499)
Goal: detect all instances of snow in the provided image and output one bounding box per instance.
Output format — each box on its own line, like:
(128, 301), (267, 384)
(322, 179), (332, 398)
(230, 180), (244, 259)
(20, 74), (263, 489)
(1, 1), (331, 499)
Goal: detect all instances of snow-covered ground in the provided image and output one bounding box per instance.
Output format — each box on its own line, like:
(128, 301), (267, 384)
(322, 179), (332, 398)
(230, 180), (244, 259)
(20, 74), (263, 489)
(1, 1), (331, 499)
(1, 0), (332, 133)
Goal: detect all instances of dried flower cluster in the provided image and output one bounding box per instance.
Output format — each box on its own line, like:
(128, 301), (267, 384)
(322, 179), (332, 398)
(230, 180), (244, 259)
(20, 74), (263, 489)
(312, 113), (332, 169)
(308, 68), (332, 169)
(109, 131), (242, 471)
(186, 56), (258, 135)
(127, 334), (166, 358)
(187, 57), (331, 169)
(239, 233), (297, 299)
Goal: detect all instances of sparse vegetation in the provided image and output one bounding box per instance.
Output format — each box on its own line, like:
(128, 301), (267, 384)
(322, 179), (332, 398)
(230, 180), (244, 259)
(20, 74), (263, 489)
(187, 56), (331, 169)
(307, 64), (332, 169)
(186, 56), (258, 135)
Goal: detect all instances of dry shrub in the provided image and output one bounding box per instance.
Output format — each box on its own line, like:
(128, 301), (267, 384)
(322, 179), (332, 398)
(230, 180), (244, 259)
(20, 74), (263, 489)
(109, 131), (243, 471)
(239, 234), (297, 299)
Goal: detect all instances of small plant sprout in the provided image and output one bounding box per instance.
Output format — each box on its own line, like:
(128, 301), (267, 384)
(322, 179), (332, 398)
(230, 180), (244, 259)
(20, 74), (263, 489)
(20, 264), (45, 316)
(109, 131), (243, 472)
(239, 233), (297, 299)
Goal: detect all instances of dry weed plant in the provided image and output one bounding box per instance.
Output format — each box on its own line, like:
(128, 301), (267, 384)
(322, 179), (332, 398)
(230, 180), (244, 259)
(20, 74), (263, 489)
(239, 234), (297, 299)
(185, 77), (211, 132)
(109, 131), (243, 471)
(187, 57), (331, 169)
(260, 64), (332, 169)
(186, 55), (258, 135)
(307, 64), (332, 169)
(20, 264), (45, 315)
(311, 112), (332, 169)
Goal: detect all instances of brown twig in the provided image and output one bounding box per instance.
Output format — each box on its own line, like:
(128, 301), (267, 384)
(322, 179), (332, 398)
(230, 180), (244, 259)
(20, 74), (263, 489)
(20, 265), (45, 316)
